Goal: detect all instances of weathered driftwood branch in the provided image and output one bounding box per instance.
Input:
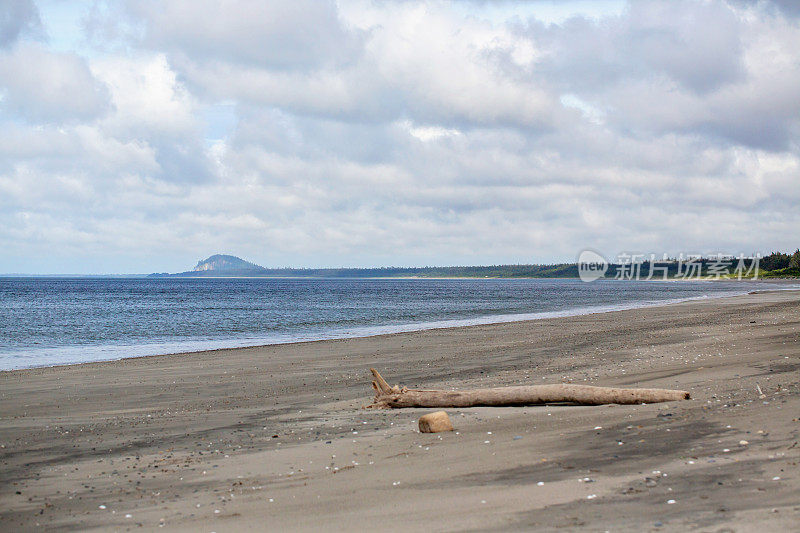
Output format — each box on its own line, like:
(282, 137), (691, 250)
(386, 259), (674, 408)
(367, 368), (690, 409)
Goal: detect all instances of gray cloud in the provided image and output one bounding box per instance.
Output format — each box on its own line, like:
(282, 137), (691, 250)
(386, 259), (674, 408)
(520, 1), (744, 95)
(504, 1), (799, 150)
(0, 0), (42, 48)
(730, 0), (800, 17)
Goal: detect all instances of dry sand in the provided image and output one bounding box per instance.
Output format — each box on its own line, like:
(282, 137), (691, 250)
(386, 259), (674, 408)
(1, 289), (799, 532)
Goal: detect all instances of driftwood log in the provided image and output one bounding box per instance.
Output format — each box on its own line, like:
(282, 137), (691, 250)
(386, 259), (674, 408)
(367, 368), (690, 409)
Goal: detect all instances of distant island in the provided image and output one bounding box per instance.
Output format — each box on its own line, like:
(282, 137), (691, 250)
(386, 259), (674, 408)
(191, 254), (270, 276)
(150, 250), (800, 279)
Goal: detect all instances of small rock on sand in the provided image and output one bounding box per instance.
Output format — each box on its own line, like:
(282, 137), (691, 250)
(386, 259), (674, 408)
(419, 411), (454, 433)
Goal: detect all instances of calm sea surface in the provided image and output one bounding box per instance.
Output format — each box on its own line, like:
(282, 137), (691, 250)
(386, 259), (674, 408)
(0, 277), (779, 370)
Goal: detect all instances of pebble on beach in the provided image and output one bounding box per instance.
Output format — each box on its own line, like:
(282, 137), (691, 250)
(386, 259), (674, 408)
(418, 411), (454, 433)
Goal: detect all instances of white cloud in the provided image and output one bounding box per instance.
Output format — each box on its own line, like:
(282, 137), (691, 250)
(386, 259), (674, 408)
(0, 43), (110, 122)
(404, 121), (462, 142)
(91, 53), (198, 137)
(132, 0), (557, 129)
(131, 0), (361, 70)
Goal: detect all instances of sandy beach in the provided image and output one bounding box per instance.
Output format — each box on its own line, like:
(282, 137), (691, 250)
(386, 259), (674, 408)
(1, 289), (798, 531)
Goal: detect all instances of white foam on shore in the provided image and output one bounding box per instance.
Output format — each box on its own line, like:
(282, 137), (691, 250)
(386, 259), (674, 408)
(2, 286), (780, 371)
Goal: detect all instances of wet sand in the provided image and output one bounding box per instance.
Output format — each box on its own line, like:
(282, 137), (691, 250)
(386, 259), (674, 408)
(1, 289), (799, 531)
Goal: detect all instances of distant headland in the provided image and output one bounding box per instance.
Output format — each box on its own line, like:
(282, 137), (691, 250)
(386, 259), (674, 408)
(148, 250), (800, 279)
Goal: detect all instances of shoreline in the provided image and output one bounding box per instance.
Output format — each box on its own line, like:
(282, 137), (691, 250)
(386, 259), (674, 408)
(4, 281), (796, 373)
(1, 289), (798, 530)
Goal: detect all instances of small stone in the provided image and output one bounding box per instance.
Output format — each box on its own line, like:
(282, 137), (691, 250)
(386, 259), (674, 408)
(418, 411), (454, 433)
(739, 440), (749, 446)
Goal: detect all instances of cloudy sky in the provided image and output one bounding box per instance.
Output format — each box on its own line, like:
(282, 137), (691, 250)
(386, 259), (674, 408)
(1, 0), (798, 274)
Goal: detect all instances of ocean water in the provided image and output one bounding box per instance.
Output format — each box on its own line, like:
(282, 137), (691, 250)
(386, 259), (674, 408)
(0, 277), (777, 370)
